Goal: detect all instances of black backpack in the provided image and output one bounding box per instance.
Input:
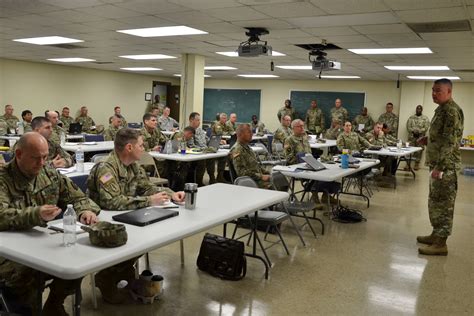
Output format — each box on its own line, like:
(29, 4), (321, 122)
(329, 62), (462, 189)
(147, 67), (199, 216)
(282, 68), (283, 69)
(332, 206), (366, 223)
(197, 233), (246, 281)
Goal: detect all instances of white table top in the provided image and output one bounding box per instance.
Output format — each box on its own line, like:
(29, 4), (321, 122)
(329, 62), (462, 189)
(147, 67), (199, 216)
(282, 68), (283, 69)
(61, 141), (114, 153)
(59, 162), (95, 177)
(363, 146), (422, 157)
(0, 134), (84, 141)
(460, 146), (474, 151)
(0, 184), (288, 279)
(221, 134), (269, 141)
(273, 158), (379, 182)
(149, 147), (263, 162)
(309, 139), (337, 149)
(161, 130), (176, 136)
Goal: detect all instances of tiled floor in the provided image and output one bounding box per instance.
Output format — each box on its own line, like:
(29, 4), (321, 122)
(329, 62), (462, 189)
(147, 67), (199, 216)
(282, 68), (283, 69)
(67, 169), (473, 315)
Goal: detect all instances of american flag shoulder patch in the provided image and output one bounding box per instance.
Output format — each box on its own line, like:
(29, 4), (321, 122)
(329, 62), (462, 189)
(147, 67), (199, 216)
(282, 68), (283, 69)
(100, 173), (113, 184)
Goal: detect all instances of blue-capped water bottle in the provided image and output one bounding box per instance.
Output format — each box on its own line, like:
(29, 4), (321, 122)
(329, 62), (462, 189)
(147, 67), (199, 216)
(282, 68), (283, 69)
(341, 149), (349, 169)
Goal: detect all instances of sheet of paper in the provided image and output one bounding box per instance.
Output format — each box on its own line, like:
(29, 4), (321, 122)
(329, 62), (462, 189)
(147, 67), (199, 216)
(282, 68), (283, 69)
(358, 124), (365, 131)
(48, 220), (86, 233)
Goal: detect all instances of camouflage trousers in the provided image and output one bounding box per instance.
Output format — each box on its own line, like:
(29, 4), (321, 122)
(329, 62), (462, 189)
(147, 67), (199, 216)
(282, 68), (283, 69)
(195, 160), (216, 185)
(428, 169), (458, 237)
(408, 136), (425, 161)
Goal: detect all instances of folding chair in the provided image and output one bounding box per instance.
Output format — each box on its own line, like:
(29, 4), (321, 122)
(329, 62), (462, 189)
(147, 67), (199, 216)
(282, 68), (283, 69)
(90, 153), (108, 163)
(254, 143), (286, 167)
(138, 152), (168, 187)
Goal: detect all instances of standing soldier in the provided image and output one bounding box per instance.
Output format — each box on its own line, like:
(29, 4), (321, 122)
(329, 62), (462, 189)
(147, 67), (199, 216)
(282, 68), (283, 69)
(406, 105), (430, 170)
(145, 94), (165, 115)
(0, 104), (20, 133)
(417, 78), (463, 256)
(330, 98), (348, 125)
(277, 99), (296, 122)
(378, 102), (399, 137)
(353, 107), (374, 134)
(305, 100), (325, 136)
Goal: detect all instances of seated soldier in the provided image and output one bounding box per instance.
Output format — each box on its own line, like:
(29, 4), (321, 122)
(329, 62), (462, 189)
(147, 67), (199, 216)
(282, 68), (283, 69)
(104, 114), (123, 141)
(230, 124), (271, 188)
(21, 109), (33, 132)
(140, 113), (167, 151)
(226, 113), (238, 134)
(87, 128), (184, 303)
(75, 106), (103, 134)
(60, 106), (74, 131)
(273, 115), (292, 152)
(250, 114), (265, 136)
(158, 107), (179, 131)
(365, 122), (395, 176)
(324, 118), (343, 140)
(45, 110), (65, 145)
(337, 121), (371, 153)
(0, 132), (99, 315)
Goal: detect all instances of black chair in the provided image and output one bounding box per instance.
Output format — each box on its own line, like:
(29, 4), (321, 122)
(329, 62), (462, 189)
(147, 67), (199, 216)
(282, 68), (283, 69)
(70, 174), (88, 193)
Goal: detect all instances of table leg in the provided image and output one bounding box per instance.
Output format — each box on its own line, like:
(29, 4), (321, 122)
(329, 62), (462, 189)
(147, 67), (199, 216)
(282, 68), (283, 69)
(73, 278), (83, 316)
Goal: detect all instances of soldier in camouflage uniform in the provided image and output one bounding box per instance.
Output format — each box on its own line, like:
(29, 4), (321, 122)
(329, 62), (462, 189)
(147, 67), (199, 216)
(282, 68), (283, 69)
(212, 113), (233, 182)
(284, 119), (311, 165)
(140, 113), (168, 151)
(330, 98), (348, 125)
(87, 128), (184, 303)
(45, 110), (65, 145)
(158, 107), (179, 131)
(377, 102), (399, 137)
(324, 119), (342, 140)
(250, 115), (265, 136)
(406, 105), (431, 169)
(0, 133), (99, 315)
(75, 106), (103, 134)
(382, 124), (397, 146)
(169, 127), (196, 190)
(417, 79), (464, 256)
(188, 112), (216, 185)
(273, 115), (293, 153)
(59, 106), (74, 131)
(113, 106), (127, 127)
(336, 121), (371, 152)
(277, 99), (297, 122)
(104, 114), (123, 141)
(353, 107), (374, 134)
(365, 122), (394, 175)
(305, 100), (325, 135)
(225, 113), (238, 134)
(0, 104), (19, 133)
(145, 95), (165, 115)
(21, 110), (33, 133)
(230, 124), (271, 188)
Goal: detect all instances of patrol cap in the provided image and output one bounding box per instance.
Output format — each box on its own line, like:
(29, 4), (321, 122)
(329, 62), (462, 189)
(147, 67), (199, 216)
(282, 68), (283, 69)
(83, 221), (127, 248)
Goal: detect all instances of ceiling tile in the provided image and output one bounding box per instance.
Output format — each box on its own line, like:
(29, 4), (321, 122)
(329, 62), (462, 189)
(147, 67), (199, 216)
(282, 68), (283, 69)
(231, 19), (294, 30)
(252, 2), (325, 18)
(366, 33), (421, 42)
(38, 0), (104, 9)
(309, 0), (389, 14)
(206, 6), (269, 21)
(385, 0), (463, 10)
(285, 12), (399, 28)
(168, 0), (242, 10)
(155, 10), (222, 24)
(352, 24), (414, 34)
(74, 4), (144, 18)
(305, 26), (359, 36)
(395, 6), (467, 23)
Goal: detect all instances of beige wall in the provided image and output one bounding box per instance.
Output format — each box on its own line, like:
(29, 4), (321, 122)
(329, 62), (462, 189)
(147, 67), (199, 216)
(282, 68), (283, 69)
(0, 58), (178, 126)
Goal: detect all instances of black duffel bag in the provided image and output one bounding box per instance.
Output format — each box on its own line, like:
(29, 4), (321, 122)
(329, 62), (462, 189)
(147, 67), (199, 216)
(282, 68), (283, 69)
(197, 233), (246, 281)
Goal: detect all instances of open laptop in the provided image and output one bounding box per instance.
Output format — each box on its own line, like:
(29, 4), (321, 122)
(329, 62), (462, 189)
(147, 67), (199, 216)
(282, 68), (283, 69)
(112, 207), (179, 227)
(207, 135), (221, 150)
(300, 155), (327, 171)
(68, 123), (82, 135)
(228, 134), (237, 148)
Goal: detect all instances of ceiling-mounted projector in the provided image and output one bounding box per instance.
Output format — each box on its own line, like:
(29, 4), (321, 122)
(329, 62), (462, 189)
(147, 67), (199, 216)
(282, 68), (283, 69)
(309, 49), (341, 71)
(238, 27), (272, 57)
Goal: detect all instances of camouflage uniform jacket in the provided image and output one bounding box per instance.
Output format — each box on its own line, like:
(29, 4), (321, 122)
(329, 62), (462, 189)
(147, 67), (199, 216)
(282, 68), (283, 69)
(60, 115), (74, 131)
(50, 125), (65, 145)
(284, 134), (311, 165)
(225, 121), (237, 134)
(273, 125), (292, 145)
(22, 121), (32, 133)
(426, 99), (464, 172)
(406, 114), (430, 141)
(104, 125), (121, 141)
(330, 107), (348, 124)
(230, 142), (268, 188)
(75, 115), (96, 133)
(277, 106), (296, 121)
(324, 127), (342, 140)
(193, 127), (208, 148)
(364, 131), (386, 146)
(10, 139), (73, 168)
(87, 151), (174, 211)
(353, 114), (375, 133)
(385, 134), (397, 146)
(140, 127), (167, 151)
(212, 122), (233, 136)
(305, 108), (325, 134)
(171, 131), (194, 147)
(145, 102), (165, 115)
(0, 115), (19, 132)
(337, 132), (371, 152)
(250, 121), (265, 136)
(378, 112), (399, 137)
(0, 120), (6, 146)
(0, 159), (100, 232)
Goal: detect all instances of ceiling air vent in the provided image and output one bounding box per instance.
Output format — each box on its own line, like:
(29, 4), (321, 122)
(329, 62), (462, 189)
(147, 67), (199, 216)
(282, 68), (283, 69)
(295, 43), (342, 51)
(407, 20), (471, 33)
(46, 44), (87, 49)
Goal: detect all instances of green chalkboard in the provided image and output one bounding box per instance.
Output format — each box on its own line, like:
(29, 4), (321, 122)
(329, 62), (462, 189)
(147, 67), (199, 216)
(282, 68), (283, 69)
(203, 88), (261, 122)
(290, 91), (366, 128)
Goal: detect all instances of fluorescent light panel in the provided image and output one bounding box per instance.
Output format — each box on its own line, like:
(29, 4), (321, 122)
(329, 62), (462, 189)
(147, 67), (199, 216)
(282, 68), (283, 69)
(204, 66), (237, 70)
(14, 36), (83, 45)
(320, 75), (361, 79)
(119, 54), (176, 60)
(385, 66), (449, 71)
(276, 65), (312, 70)
(117, 26), (207, 37)
(407, 76), (460, 80)
(238, 74), (279, 78)
(216, 51), (285, 57)
(174, 74), (211, 78)
(348, 47), (432, 54)
(120, 67), (162, 71)
(47, 58), (94, 62)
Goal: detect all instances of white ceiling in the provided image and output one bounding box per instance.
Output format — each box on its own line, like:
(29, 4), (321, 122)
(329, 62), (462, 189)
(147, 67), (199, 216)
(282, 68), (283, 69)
(0, 0), (473, 81)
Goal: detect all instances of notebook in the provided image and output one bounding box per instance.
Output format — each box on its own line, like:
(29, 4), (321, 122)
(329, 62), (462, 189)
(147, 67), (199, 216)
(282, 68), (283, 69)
(112, 207), (179, 227)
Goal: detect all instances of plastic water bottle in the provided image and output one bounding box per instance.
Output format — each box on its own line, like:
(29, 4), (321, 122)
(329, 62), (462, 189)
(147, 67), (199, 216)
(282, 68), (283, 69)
(63, 204), (77, 247)
(76, 146), (84, 172)
(341, 149), (349, 169)
(60, 131), (66, 146)
(17, 122), (24, 135)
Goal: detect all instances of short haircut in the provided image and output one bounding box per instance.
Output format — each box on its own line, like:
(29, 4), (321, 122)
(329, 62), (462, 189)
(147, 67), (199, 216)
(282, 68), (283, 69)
(62, 106), (70, 110)
(291, 119), (304, 128)
(386, 102), (393, 106)
(434, 78), (452, 88)
(375, 121), (383, 126)
(383, 123), (388, 129)
(215, 113), (220, 120)
(45, 110), (57, 118)
(183, 126), (195, 134)
(251, 114), (257, 119)
(31, 116), (50, 130)
(219, 113), (227, 119)
(189, 112), (200, 121)
(285, 99), (292, 105)
(143, 113), (156, 122)
(81, 106), (87, 110)
(21, 110), (32, 118)
(114, 106), (120, 110)
(236, 123), (251, 136)
(115, 128), (140, 152)
(5, 104), (12, 109)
